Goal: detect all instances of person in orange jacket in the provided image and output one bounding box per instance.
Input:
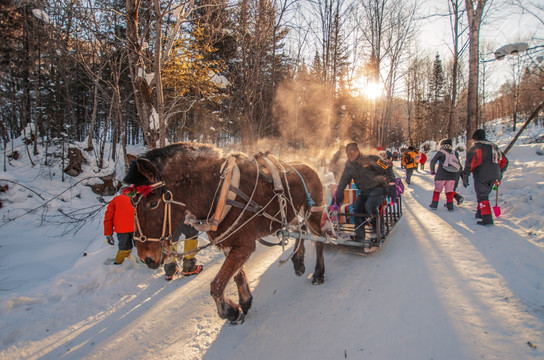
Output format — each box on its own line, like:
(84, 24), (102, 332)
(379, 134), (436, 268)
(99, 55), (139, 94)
(401, 146), (419, 184)
(104, 192), (135, 264)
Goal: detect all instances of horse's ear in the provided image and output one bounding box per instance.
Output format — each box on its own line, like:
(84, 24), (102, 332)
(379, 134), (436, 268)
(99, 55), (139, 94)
(135, 158), (160, 183)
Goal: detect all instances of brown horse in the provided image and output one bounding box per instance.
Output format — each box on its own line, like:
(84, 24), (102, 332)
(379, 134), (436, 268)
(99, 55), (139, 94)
(123, 142), (326, 324)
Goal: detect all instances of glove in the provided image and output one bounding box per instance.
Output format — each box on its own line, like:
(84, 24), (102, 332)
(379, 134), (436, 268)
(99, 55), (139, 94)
(430, 170), (435, 175)
(106, 235), (115, 245)
(461, 173), (469, 188)
(388, 185), (397, 203)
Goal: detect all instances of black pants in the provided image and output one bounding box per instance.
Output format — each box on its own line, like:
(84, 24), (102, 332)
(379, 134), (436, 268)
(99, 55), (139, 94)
(405, 167), (415, 183)
(474, 177), (497, 202)
(117, 232), (134, 251)
(353, 188), (385, 237)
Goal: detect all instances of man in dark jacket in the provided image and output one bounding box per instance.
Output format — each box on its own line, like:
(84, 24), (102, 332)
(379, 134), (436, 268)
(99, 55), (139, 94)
(333, 142), (397, 241)
(462, 129), (509, 226)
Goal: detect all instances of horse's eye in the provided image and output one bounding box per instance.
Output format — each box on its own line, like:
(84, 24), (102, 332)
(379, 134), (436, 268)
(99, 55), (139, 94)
(149, 201), (159, 209)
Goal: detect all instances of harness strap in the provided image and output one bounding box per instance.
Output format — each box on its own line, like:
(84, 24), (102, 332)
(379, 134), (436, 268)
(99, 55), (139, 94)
(286, 164), (316, 207)
(209, 156), (238, 231)
(262, 156), (284, 192)
(188, 155), (241, 232)
(225, 186), (263, 212)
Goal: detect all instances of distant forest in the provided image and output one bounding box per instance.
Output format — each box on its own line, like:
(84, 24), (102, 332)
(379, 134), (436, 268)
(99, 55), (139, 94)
(1, 0), (543, 169)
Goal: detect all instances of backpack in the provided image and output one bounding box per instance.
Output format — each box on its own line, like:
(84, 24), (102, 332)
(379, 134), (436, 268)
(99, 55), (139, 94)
(403, 152), (414, 165)
(439, 150), (461, 173)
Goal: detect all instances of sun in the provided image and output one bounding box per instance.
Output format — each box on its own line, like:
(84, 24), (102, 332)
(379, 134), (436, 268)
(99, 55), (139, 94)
(353, 78), (383, 100)
(361, 81), (383, 100)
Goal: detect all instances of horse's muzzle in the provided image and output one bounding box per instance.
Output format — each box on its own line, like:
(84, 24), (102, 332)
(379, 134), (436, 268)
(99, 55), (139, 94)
(144, 256), (160, 269)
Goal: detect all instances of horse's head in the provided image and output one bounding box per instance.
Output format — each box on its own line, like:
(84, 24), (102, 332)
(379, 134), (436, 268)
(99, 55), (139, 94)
(123, 142), (226, 268)
(124, 157), (186, 269)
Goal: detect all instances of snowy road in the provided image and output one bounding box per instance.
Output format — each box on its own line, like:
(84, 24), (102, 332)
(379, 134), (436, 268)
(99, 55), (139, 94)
(1, 163), (544, 360)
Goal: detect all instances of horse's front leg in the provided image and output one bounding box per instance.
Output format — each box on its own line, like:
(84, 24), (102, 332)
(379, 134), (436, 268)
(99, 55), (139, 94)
(234, 267), (253, 315)
(210, 246), (253, 324)
(311, 241), (325, 285)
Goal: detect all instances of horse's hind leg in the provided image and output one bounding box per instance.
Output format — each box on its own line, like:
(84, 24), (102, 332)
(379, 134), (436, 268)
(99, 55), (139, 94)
(211, 246), (253, 324)
(308, 212), (325, 285)
(311, 241), (325, 285)
(291, 239), (306, 276)
(234, 268), (253, 315)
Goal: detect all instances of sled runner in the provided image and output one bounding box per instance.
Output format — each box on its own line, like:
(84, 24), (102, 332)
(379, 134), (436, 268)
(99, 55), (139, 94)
(277, 194), (403, 255)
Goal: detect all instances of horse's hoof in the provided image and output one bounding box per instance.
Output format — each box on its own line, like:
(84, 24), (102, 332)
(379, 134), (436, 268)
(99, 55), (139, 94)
(241, 296), (253, 315)
(227, 307), (246, 325)
(311, 276), (324, 285)
(293, 262), (305, 276)
(227, 309), (245, 325)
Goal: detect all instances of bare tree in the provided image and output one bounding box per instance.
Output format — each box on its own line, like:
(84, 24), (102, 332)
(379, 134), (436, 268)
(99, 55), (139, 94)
(447, 0), (465, 138)
(464, 0), (487, 144)
(125, 0), (196, 148)
(357, 0), (418, 145)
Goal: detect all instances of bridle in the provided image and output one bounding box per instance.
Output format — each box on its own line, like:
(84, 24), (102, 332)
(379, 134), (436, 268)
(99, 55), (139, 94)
(129, 181), (187, 246)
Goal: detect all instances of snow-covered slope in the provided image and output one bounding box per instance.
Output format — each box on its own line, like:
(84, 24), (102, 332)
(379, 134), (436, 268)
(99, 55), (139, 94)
(1, 119), (543, 359)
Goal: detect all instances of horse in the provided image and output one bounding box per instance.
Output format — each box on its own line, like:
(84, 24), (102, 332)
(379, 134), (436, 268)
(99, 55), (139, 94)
(123, 142), (326, 324)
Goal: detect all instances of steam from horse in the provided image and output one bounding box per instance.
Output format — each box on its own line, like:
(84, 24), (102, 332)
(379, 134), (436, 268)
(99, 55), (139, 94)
(123, 142), (326, 324)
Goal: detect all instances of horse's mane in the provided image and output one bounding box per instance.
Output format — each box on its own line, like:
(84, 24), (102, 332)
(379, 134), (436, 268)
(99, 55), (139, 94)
(123, 142), (225, 185)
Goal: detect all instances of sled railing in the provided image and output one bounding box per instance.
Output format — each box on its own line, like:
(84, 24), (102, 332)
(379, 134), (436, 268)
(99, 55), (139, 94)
(277, 196), (403, 252)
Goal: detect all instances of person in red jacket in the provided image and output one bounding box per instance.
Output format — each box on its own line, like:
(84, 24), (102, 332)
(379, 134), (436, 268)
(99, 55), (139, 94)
(104, 192), (135, 264)
(419, 152), (427, 171)
(462, 129), (509, 226)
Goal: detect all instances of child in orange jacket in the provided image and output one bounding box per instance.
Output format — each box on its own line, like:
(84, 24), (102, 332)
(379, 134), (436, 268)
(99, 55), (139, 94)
(104, 193), (135, 264)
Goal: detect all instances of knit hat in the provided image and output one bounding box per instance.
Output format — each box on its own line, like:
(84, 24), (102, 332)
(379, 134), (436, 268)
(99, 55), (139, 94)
(345, 143), (359, 153)
(472, 129), (486, 141)
(439, 138), (452, 149)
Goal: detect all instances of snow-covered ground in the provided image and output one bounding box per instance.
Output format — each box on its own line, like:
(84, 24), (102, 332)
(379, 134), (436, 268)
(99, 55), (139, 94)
(1, 119), (543, 360)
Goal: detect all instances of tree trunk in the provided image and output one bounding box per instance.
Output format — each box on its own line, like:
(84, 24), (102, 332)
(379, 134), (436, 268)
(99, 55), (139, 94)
(125, 0), (155, 148)
(464, 0), (486, 145)
(153, 0), (166, 148)
(86, 74), (100, 151)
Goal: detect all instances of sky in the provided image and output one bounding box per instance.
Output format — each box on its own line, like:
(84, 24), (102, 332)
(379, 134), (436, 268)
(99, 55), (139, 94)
(0, 119), (544, 359)
(418, 0), (543, 92)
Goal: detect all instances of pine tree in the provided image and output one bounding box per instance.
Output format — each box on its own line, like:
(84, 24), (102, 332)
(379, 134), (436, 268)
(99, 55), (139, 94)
(429, 54), (445, 103)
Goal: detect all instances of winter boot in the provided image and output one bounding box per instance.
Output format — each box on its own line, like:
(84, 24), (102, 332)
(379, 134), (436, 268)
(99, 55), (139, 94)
(351, 231), (365, 242)
(477, 214), (494, 226)
(114, 249), (132, 265)
(445, 192), (455, 212)
(368, 218), (384, 243)
(164, 262), (180, 281)
(429, 190), (440, 210)
(476, 201), (493, 226)
(351, 218), (366, 242)
(182, 258), (203, 276)
(453, 192), (464, 205)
